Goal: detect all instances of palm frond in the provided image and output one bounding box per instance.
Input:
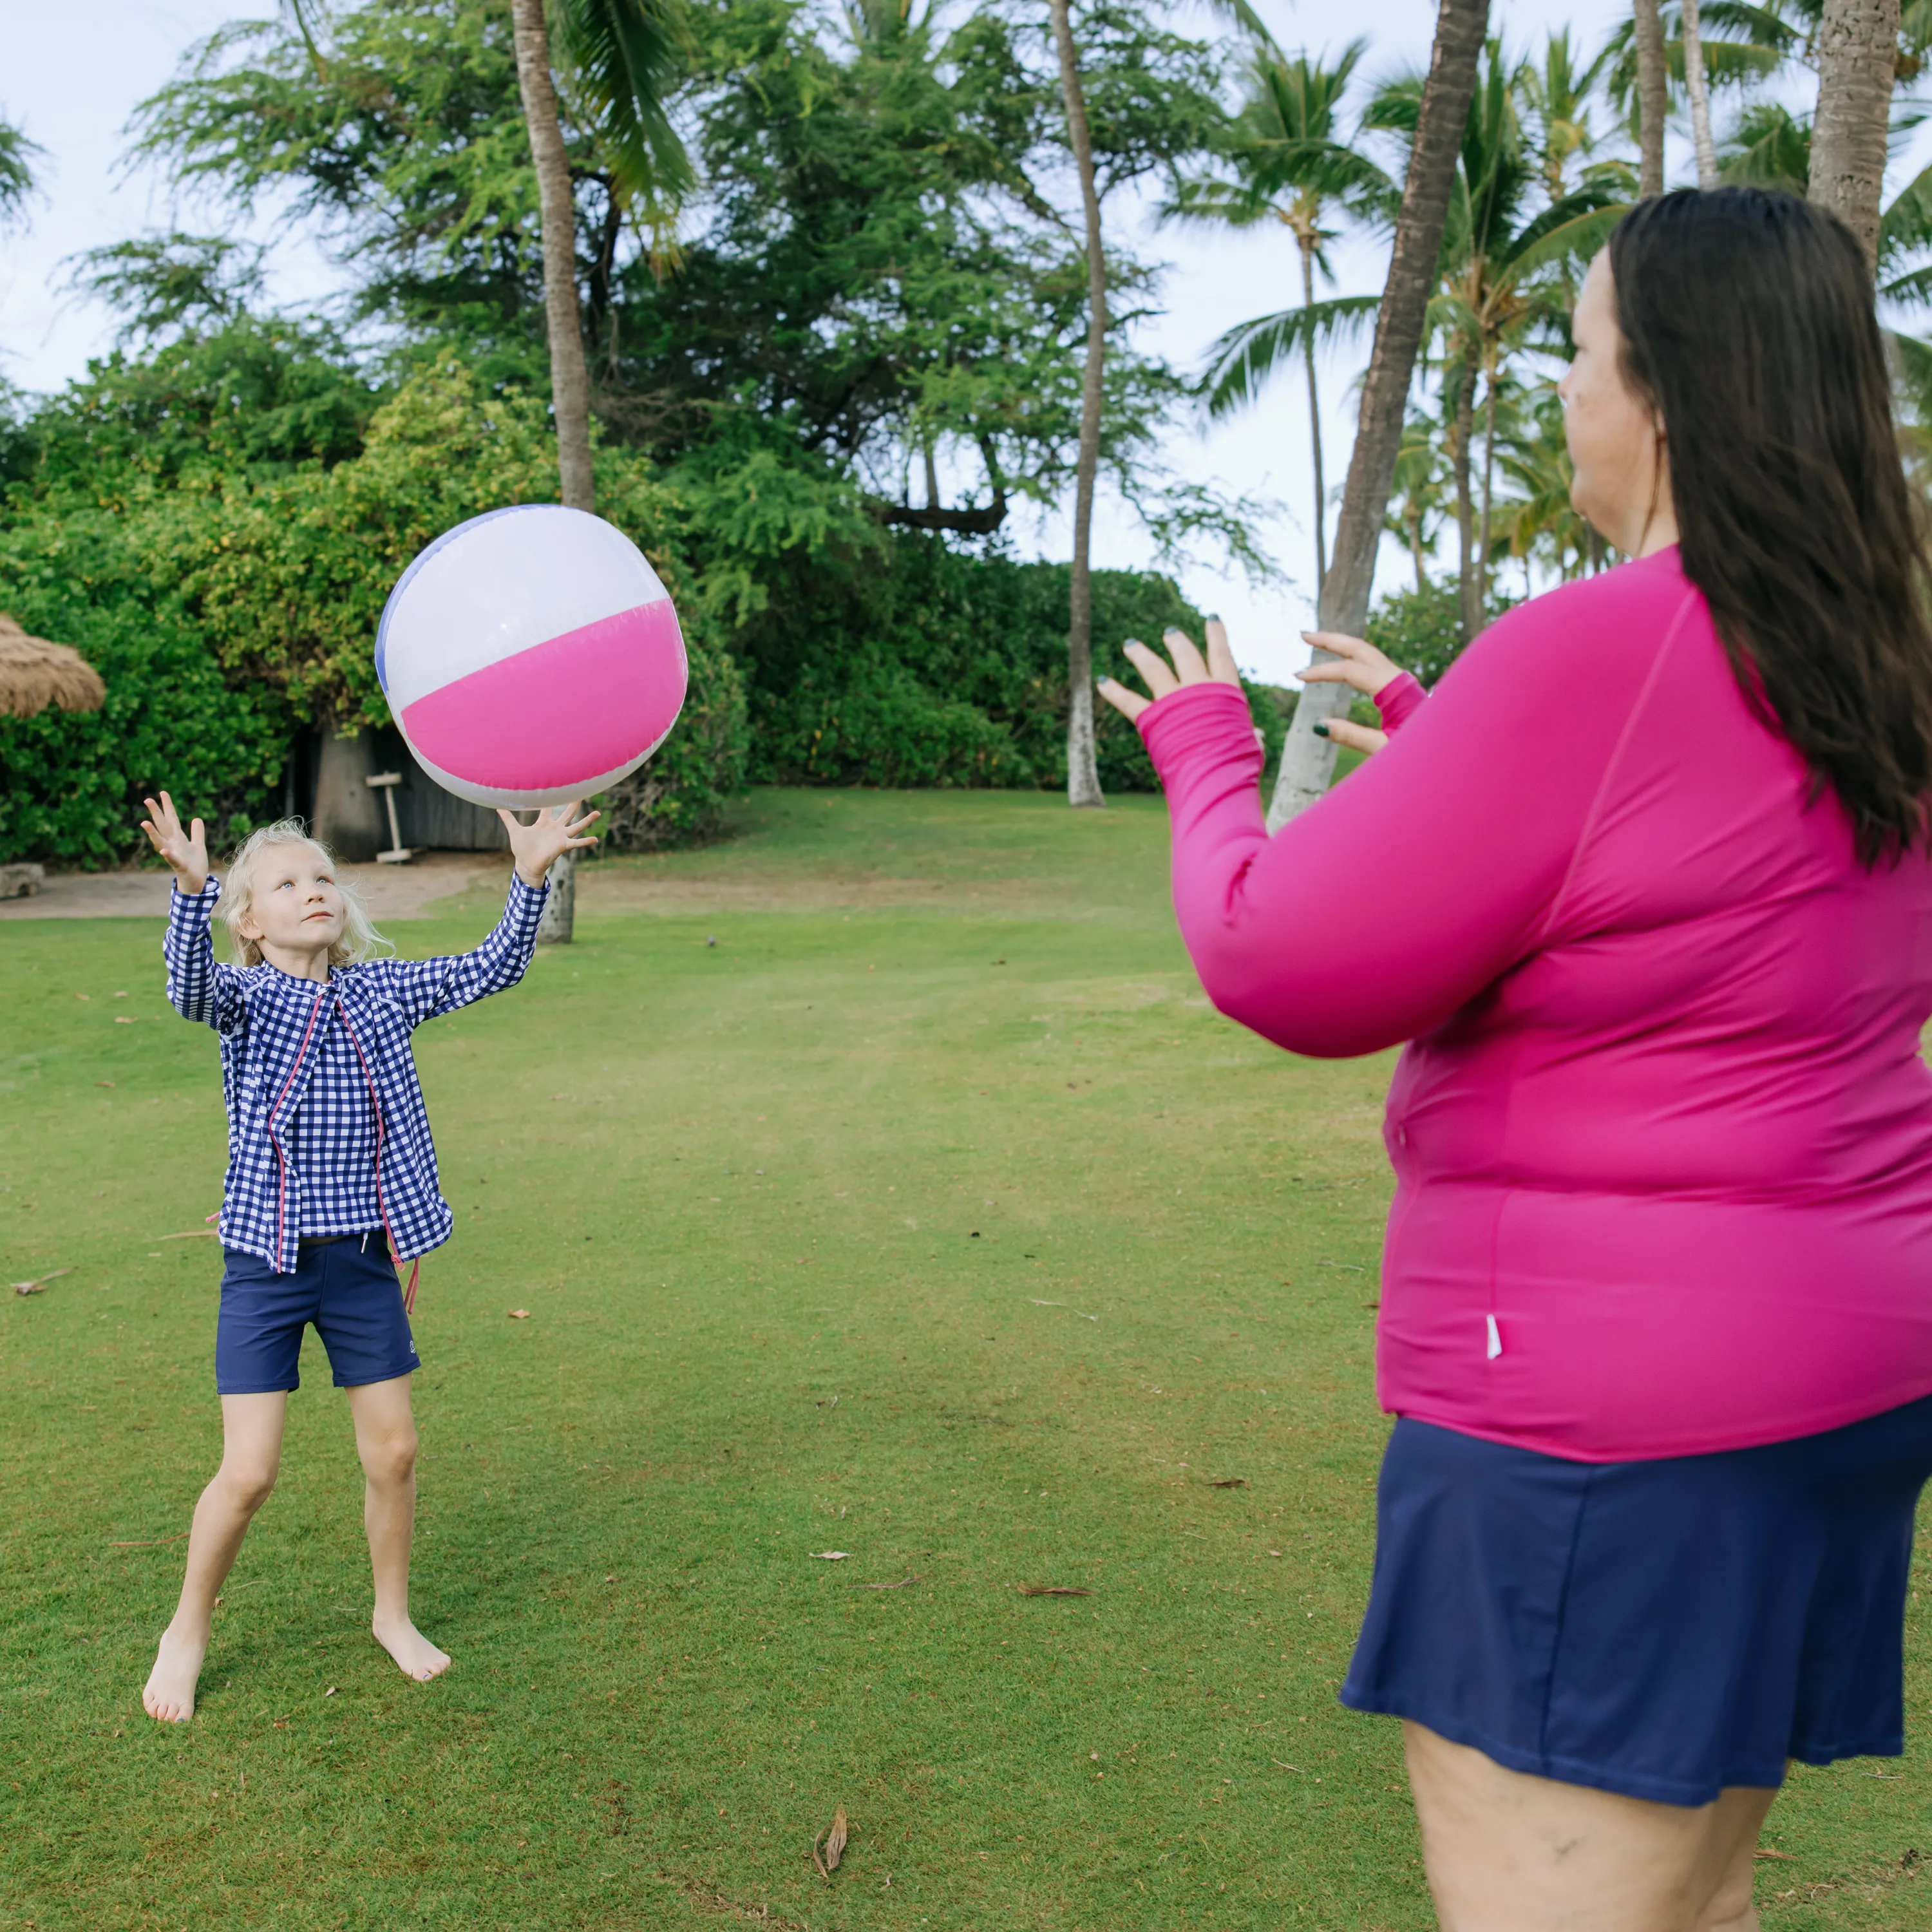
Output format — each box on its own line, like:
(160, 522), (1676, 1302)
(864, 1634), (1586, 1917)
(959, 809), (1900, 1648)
(1200, 296), (1381, 416)
(0, 117), (42, 231)
(550, 0), (694, 204)
(1882, 159), (1932, 276)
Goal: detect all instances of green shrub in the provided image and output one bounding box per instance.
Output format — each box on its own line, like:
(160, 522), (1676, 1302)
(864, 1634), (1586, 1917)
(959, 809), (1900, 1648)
(737, 534), (1279, 793)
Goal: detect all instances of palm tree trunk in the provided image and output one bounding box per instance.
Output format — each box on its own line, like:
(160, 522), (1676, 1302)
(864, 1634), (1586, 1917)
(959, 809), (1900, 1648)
(1048, 0), (1106, 811)
(1408, 506), (1428, 593)
(1681, 0), (1720, 190)
(511, 0), (594, 516)
(510, 0), (589, 943)
(1299, 236), (1327, 596)
(1812, 0), (1900, 269)
(1633, 0), (1669, 196)
(1453, 357), (1479, 641)
(1476, 352), (1498, 625)
(1267, 0), (1491, 831)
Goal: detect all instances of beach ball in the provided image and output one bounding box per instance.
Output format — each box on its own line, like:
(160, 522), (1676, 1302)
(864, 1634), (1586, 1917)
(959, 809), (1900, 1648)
(375, 504), (687, 809)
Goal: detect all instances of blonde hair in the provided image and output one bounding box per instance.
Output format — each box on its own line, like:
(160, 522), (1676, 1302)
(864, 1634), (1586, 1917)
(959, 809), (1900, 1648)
(220, 819), (389, 969)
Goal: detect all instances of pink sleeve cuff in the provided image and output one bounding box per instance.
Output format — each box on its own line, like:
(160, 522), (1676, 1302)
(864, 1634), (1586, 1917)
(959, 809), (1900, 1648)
(1375, 672), (1427, 733)
(1135, 680), (1265, 791)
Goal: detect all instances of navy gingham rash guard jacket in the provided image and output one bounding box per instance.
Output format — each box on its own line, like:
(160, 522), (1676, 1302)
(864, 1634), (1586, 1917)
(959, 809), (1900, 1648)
(163, 873), (548, 1274)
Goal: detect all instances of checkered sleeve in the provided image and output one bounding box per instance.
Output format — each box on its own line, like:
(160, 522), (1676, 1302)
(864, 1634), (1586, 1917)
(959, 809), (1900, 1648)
(164, 878), (246, 1032)
(364, 873), (549, 1027)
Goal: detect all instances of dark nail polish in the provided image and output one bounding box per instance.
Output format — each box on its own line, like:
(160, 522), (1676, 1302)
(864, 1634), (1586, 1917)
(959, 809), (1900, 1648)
(1312, 722), (1331, 739)
(1122, 637), (1144, 650)
(1206, 612), (1222, 623)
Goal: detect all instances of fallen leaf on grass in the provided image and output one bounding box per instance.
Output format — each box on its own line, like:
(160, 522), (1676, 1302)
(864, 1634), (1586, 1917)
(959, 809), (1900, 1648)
(13, 1269), (72, 1295)
(1018, 1584), (1092, 1597)
(1754, 1851), (1797, 1862)
(812, 1805), (849, 1878)
(95, 1080), (115, 1088)
(114, 1016), (136, 1025)
(508, 1309), (531, 1320)
(1204, 1477), (1247, 1488)
(1027, 1298), (1097, 1321)
(849, 1576), (922, 1590)
(1273, 1761), (1303, 1774)
(325, 1687), (337, 1698)
(811, 1551), (849, 1560)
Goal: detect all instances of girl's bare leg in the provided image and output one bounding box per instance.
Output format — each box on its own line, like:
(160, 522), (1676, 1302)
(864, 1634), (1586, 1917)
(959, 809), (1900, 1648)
(142, 1392), (288, 1723)
(1403, 1721), (1778, 1932)
(346, 1374), (449, 1681)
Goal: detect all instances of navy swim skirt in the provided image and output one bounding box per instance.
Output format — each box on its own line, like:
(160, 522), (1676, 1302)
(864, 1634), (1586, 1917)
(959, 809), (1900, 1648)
(1341, 1398), (1932, 1806)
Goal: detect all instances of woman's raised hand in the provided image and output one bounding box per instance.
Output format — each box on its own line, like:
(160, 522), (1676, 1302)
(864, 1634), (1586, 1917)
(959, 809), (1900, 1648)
(498, 801), (601, 888)
(1096, 618), (1243, 723)
(1296, 631), (1403, 757)
(140, 791), (209, 894)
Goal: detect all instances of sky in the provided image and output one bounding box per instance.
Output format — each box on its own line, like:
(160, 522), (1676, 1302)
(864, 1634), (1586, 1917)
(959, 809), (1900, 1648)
(0, 0), (1858, 685)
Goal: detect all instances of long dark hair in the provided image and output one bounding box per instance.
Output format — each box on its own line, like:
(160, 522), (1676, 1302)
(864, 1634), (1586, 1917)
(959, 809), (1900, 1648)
(1608, 187), (1932, 864)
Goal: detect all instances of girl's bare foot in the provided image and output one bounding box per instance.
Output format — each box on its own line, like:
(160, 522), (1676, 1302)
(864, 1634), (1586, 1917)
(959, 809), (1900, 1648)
(142, 1625), (207, 1723)
(372, 1615), (450, 1682)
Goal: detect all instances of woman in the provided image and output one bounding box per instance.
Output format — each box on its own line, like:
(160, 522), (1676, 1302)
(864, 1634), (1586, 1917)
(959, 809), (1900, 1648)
(1100, 188), (1932, 1929)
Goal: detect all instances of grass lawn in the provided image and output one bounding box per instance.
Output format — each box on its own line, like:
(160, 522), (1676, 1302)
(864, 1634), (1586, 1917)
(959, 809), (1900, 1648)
(4, 786), (1930, 1931)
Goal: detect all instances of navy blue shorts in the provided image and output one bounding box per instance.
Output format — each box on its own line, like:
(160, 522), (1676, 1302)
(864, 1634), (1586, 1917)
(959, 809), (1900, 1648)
(216, 1236), (420, 1396)
(1341, 1399), (1932, 1806)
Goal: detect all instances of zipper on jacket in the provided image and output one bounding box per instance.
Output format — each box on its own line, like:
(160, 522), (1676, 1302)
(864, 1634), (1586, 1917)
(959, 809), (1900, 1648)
(267, 986), (327, 1268)
(337, 1005), (420, 1314)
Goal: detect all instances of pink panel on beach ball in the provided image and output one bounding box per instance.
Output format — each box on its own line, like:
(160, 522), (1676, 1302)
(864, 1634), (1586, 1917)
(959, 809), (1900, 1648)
(399, 599), (687, 799)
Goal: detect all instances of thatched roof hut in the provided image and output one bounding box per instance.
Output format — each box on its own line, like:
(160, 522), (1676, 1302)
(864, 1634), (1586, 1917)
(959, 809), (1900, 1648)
(0, 614), (106, 719)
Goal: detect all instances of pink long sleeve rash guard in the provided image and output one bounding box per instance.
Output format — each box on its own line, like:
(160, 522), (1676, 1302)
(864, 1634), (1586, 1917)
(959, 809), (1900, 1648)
(1138, 547), (1932, 1461)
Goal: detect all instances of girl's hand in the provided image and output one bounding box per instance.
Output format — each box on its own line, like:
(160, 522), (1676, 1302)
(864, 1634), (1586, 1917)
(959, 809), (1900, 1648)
(140, 792), (209, 894)
(1096, 617), (1242, 722)
(1297, 632), (1400, 759)
(498, 801), (600, 888)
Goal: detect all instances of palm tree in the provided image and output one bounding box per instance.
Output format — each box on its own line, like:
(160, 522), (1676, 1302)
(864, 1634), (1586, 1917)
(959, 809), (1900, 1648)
(1490, 384), (1602, 579)
(1812, 0), (1902, 266)
(1265, 0), (1492, 831)
(1681, 0), (1723, 185)
(1607, 2), (1788, 191)
(1180, 43), (1392, 600)
(504, 0), (690, 938)
(1046, 0), (1108, 811)
(508, 0), (690, 519)
(1175, 41), (1391, 599)
(1370, 44), (1626, 638)
(1384, 404), (1454, 592)
(1519, 30), (1616, 198)
(1633, 0), (1670, 193)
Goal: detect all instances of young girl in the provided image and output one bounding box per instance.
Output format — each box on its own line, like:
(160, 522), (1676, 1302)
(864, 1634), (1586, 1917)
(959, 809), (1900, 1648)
(137, 790), (595, 1723)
